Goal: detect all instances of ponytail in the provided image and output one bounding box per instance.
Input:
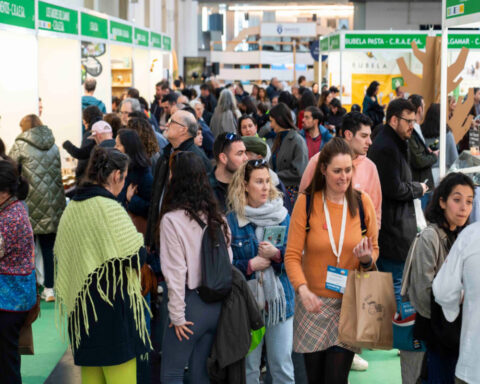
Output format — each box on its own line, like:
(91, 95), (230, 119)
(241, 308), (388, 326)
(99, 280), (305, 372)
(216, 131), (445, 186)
(82, 147), (129, 186)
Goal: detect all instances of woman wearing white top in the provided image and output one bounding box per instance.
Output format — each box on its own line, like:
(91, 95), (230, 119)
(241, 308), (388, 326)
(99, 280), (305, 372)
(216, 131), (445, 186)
(433, 221), (480, 384)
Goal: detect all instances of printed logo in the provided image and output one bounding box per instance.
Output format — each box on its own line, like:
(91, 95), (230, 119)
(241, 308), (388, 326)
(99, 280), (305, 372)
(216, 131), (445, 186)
(277, 24), (283, 34)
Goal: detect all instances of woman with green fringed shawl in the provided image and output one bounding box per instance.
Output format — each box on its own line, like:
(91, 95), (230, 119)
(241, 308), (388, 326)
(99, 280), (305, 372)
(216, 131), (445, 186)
(54, 147), (151, 384)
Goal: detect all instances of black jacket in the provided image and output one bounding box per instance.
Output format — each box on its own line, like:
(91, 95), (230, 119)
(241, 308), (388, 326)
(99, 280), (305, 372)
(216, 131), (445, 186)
(368, 125), (424, 262)
(408, 129), (436, 190)
(208, 267), (264, 384)
(145, 138), (213, 251)
(209, 168), (229, 213)
(201, 94), (217, 114)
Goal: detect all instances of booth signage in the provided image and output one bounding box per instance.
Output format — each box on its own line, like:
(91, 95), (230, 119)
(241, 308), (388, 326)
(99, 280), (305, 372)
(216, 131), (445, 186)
(446, 0), (480, 20)
(344, 34), (427, 49)
(110, 20), (132, 43)
(261, 23), (317, 37)
(38, 2), (78, 35)
(0, 0), (35, 29)
(81, 12), (108, 39)
(151, 31), (162, 49)
(135, 27), (149, 47)
(448, 34), (480, 49)
(163, 35), (171, 51)
(329, 35), (340, 50)
(320, 37), (329, 52)
(310, 40), (319, 61)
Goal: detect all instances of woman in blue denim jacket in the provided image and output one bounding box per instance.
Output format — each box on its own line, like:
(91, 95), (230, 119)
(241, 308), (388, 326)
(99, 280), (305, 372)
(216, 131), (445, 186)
(227, 159), (295, 384)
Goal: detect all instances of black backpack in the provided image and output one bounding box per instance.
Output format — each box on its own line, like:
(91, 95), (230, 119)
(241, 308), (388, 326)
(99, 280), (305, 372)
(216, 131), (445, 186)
(191, 214), (232, 302)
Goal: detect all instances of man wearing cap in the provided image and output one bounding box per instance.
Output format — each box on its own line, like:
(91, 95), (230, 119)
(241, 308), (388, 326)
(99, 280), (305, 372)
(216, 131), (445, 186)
(89, 121), (115, 148)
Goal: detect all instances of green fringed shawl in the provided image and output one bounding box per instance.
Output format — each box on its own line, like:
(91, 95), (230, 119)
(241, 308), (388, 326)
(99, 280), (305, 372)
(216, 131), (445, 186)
(54, 196), (150, 351)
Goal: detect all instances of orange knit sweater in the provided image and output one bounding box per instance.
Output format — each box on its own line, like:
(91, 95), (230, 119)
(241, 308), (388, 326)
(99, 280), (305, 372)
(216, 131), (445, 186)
(285, 191), (379, 299)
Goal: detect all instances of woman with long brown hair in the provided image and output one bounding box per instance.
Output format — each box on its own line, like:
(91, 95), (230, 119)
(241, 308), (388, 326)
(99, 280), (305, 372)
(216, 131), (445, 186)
(285, 137), (378, 384)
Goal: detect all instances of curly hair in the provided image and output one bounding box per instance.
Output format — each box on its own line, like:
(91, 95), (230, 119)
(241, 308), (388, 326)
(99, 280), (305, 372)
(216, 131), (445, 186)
(127, 117), (160, 158)
(159, 151), (229, 241)
(227, 160), (279, 219)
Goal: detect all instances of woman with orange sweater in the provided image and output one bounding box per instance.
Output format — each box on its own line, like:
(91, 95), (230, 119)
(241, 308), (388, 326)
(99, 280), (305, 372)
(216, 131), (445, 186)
(284, 137), (378, 384)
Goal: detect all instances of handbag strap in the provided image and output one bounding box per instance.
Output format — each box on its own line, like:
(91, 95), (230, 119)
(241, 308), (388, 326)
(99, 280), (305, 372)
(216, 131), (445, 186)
(400, 234), (421, 298)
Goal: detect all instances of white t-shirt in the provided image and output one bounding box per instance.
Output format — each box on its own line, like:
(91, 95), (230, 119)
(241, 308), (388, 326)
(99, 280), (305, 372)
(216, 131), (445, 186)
(433, 222), (480, 383)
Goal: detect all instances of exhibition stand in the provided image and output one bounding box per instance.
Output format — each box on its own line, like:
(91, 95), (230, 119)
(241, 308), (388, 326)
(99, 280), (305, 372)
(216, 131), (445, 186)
(0, 0), (173, 153)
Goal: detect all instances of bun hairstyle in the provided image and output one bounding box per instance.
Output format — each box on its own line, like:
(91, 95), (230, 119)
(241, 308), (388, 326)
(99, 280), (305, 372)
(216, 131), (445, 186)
(83, 147), (129, 186)
(0, 159), (29, 200)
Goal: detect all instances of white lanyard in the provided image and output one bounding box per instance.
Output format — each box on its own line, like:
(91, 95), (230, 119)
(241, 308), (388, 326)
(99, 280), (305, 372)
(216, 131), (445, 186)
(323, 192), (347, 267)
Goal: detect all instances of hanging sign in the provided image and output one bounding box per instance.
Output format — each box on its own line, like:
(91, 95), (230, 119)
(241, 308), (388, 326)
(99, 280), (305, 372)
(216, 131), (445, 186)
(345, 34), (427, 50)
(38, 2), (78, 35)
(81, 12), (108, 40)
(0, 0), (35, 29)
(135, 27), (149, 47)
(261, 23), (317, 37)
(110, 20), (132, 44)
(329, 34), (340, 50)
(151, 31), (162, 49)
(163, 35), (172, 51)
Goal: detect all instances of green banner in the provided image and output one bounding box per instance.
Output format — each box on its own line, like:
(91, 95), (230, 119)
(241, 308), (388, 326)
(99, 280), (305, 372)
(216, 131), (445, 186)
(81, 12), (108, 39)
(0, 0), (35, 29)
(38, 2), (78, 35)
(328, 35), (340, 50)
(162, 35), (171, 51)
(150, 31), (162, 48)
(448, 34), (480, 49)
(345, 33), (427, 49)
(320, 37), (328, 51)
(446, 0), (480, 20)
(135, 27), (149, 47)
(110, 20), (132, 43)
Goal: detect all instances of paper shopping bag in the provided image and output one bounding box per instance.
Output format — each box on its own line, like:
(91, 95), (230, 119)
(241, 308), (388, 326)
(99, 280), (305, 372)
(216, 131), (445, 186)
(338, 270), (396, 349)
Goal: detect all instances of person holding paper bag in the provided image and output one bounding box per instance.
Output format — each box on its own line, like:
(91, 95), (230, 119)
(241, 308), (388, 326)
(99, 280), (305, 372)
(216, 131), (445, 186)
(227, 159), (295, 384)
(285, 138), (379, 384)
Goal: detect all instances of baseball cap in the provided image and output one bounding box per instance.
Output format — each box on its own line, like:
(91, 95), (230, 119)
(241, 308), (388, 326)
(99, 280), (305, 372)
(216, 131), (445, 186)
(91, 121), (112, 136)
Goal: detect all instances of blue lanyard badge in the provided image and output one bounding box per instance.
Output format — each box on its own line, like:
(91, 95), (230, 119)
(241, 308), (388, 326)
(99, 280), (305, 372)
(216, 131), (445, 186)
(325, 266), (349, 294)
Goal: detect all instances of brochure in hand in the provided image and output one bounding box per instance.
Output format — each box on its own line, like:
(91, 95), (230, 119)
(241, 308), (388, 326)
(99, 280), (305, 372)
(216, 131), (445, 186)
(263, 226), (287, 247)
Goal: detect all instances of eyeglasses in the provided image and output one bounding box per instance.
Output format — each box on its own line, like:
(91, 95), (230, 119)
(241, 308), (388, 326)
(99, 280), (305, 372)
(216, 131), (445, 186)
(247, 159), (268, 168)
(167, 118), (186, 128)
(397, 116), (416, 126)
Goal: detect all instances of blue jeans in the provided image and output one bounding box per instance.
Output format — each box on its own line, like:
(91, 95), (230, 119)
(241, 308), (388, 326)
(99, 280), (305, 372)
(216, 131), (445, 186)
(376, 257), (404, 311)
(161, 289), (221, 384)
(246, 316), (295, 384)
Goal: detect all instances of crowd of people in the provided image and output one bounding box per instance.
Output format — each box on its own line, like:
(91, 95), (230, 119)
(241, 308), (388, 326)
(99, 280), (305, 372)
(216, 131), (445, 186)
(0, 74), (479, 384)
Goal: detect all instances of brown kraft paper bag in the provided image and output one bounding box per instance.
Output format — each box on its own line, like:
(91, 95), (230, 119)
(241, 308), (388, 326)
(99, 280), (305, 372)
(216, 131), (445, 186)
(338, 270), (396, 350)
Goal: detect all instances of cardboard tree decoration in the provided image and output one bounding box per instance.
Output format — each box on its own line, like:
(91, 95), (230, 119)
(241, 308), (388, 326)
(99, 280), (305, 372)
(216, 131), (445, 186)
(397, 35), (473, 144)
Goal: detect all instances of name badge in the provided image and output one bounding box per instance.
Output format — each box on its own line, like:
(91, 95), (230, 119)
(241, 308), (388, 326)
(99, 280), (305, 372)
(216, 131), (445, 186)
(325, 266), (349, 294)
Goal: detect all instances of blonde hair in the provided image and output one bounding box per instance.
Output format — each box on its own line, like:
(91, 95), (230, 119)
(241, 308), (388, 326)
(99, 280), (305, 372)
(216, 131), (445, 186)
(227, 161), (280, 218)
(20, 114), (43, 132)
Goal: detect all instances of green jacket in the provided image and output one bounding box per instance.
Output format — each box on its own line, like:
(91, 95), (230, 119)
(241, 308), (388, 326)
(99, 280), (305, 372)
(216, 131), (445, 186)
(9, 126), (66, 234)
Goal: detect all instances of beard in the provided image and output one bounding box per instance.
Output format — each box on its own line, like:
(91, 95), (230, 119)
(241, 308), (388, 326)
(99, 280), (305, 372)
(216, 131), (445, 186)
(226, 160), (238, 175)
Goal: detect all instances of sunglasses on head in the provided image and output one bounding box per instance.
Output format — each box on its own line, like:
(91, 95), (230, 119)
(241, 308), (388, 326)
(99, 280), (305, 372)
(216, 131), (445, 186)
(247, 158), (268, 168)
(220, 133), (239, 153)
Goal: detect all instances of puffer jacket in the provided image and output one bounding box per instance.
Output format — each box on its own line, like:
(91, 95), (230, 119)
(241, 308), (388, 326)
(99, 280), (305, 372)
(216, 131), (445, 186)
(9, 125), (66, 234)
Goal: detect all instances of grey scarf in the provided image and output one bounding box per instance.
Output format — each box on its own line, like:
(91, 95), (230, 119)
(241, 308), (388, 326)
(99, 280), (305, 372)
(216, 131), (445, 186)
(244, 198), (288, 326)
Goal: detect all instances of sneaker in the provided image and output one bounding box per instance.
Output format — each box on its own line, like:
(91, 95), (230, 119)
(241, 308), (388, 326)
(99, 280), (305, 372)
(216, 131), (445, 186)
(351, 354), (368, 371)
(42, 288), (55, 302)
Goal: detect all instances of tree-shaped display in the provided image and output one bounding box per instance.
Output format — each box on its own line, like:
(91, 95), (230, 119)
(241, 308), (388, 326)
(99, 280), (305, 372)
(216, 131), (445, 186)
(397, 35), (473, 144)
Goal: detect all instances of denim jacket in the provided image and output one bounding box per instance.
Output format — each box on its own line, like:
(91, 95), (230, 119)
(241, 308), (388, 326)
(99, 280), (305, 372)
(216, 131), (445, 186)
(226, 212), (294, 319)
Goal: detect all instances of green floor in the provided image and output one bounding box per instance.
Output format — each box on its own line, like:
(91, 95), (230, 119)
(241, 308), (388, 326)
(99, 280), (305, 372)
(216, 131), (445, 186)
(21, 302), (401, 384)
(350, 349), (401, 384)
(21, 301), (68, 384)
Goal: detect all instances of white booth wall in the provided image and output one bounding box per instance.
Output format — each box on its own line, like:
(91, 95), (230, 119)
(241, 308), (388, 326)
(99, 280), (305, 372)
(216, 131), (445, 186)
(0, 30), (38, 150)
(38, 36), (82, 152)
(82, 40), (112, 114)
(149, 49), (166, 99)
(133, 47), (151, 102)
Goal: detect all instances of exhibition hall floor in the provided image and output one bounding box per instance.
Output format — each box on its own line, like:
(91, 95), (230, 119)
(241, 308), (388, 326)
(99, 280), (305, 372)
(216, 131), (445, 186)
(21, 301), (401, 384)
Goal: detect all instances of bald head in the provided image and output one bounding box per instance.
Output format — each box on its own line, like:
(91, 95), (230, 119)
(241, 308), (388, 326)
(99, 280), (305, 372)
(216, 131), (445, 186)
(173, 110), (198, 138)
